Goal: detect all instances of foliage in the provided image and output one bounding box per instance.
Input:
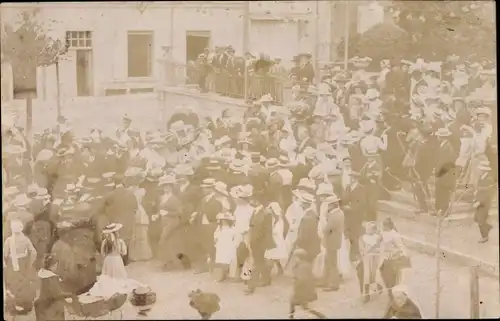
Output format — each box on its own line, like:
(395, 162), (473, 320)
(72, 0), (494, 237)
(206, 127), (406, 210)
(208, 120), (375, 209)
(356, 21), (412, 62)
(2, 9), (67, 93)
(388, 0), (496, 60)
(336, 32), (362, 61)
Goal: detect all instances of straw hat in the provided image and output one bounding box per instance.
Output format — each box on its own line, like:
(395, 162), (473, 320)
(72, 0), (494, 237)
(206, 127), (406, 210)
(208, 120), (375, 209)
(475, 107), (492, 117)
(295, 178), (316, 194)
(265, 158), (280, 169)
(231, 184), (253, 199)
(205, 159), (222, 171)
(102, 223), (123, 234)
(435, 128), (452, 137)
(200, 178), (216, 189)
(229, 158), (251, 173)
(216, 212), (235, 221)
(316, 183), (335, 196)
(64, 184), (80, 194)
(13, 193), (31, 207)
(213, 181), (229, 196)
(35, 149), (54, 162)
(214, 135), (232, 147)
(294, 190), (315, 204)
(173, 164), (194, 176)
(102, 172), (116, 179)
(259, 94), (273, 103)
(158, 174), (177, 186)
(124, 166), (145, 178)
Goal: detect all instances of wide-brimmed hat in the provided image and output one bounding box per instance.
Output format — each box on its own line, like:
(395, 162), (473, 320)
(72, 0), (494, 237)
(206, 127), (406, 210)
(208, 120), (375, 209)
(102, 172), (116, 179)
(124, 166), (145, 178)
(294, 190), (315, 204)
(474, 107), (492, 117)
(229, 158), (251, 173)
(477, 161), (492, 171)
(214, 135), (232, 147)
(158, 174), (177, 186)
(13, 193), (31, 207)
(170, 120), (190, 132)
(4, 145), (27, 155)
(205, 159), (222, 171)
(259, 94), (273, 103)
(323, 194), (340, 203)
(295, 178), (316, 194)
(174, 164), (194, 176)
(230, 184), (253, 199)
(365, 88), (380, 100)
(35, 149), (54, 162)
(435, 127), (452, 137)
(265, 158), (280, 169)
(35, 187), (49, 200)
(213, 181), (229, 196)
(216, 212), (235, 221)
(316, 183), (335, 196)
(64, 183), (80, 193)
(102, 223), (123, 234)
(200, 178), (216, 188)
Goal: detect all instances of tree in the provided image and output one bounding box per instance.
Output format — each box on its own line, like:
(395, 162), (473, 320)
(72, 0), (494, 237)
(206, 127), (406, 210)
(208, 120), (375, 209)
(388, 0), (495, 61)
(1, 8), (68, 96)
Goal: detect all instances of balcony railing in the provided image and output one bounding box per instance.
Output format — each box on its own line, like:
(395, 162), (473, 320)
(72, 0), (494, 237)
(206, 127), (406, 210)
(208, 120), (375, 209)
(158, 59), (295, 105)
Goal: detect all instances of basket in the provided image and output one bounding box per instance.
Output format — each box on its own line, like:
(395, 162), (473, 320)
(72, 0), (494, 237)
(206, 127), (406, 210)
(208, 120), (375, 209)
(66, 293), (127, 319)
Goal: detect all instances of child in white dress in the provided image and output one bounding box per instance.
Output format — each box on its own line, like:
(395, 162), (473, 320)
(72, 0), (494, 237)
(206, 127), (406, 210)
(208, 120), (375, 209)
(359, 222), (383, 303)
(213, 212), (236, 282)
(264, 202), (287, 275)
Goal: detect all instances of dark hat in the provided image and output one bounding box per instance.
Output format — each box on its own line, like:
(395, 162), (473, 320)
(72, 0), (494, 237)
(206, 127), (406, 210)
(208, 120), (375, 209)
(226, 46), (235, 52)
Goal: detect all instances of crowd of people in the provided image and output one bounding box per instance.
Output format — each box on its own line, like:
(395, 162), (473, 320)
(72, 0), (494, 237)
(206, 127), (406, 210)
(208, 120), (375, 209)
(2, 53), (497, 319)
(186, 45), (316, 105)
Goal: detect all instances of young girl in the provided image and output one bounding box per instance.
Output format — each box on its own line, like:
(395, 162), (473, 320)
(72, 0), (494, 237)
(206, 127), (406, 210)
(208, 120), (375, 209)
(213, 211), (236, 282)
(289, 248), (327, 319)
(86, 223), (144, 298)
(264, 202), (287, 276)
(359, 221), (383, 303)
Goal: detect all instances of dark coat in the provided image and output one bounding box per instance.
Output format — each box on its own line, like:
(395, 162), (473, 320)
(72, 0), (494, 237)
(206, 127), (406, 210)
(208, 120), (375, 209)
(298, 62), (315, 83)
(435, 140), (457, 185)
(248, 205), (275, 254)
(34, 271), (73, 321)
(321, 206), (345, 251)
(195, 194), (223, 224)
(341, 183), (366, 239)
(295, 209), (321, 260)
(104, 187), (137, 243)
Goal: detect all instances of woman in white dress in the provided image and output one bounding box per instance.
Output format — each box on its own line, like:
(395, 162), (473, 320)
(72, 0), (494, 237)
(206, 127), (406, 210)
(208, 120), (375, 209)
(264, 202), (287, 275)
(87, 223), (144, 298)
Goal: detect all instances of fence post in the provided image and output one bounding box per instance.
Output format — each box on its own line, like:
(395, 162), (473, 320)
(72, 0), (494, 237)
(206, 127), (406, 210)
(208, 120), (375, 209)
(470, 265), (480, 319)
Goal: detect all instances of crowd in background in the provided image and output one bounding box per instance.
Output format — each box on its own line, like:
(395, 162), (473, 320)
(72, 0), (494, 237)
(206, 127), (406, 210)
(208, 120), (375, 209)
(2, 52), (497, 319)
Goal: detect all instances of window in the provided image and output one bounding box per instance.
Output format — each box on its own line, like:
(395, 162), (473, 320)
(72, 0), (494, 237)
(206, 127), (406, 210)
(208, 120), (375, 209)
(127, 31), (153, 78)
(65, 31), (92, 49)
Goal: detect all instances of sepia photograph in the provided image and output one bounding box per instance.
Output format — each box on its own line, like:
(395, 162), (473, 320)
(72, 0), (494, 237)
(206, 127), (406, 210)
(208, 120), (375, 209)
(1, 0), (498, 319)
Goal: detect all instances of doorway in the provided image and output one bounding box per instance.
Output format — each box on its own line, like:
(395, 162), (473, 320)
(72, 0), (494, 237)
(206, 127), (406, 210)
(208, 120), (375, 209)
(76, 49), (93, 96)
(185, 31), (211, 63)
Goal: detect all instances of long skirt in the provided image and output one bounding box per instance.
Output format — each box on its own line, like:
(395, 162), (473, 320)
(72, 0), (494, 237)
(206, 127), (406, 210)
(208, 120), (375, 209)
(129, 224), (153, 262)
(362, 254), (380, 286)
(101, 253), (128, 280)
(4, 256), (37, 314)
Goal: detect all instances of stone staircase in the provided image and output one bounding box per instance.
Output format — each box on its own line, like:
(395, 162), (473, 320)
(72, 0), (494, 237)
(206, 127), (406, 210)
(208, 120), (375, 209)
(379, 187), (498, 227)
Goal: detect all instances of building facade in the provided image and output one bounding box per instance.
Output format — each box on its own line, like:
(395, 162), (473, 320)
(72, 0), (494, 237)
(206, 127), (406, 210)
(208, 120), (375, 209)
(1, 1), (364, 100)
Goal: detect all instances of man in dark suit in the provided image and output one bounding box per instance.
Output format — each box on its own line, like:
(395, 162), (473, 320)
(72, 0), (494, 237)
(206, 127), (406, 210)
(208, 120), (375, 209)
(298, 53), (315, 84)
(340, 172), (365, 262)
(473, 161), (496, 243)
(360, 154), (383, 222)
(318, 191), (344, 292)
(192, 178), (223, 273)
(246, 193), (275, 295)
(433, 128), (458, 217)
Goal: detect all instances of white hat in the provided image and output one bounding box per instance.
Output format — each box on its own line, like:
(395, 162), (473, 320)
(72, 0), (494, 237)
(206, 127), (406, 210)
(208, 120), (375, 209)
(214, 135), (232, 147)
(159, 174), (177, 186)
(216, 212), (235, 221)
(294, 190), (315, 204)
(231, 184), (253, 198)
(102, 172), (116, 179)
(170, 120), (190, 132)
(435, 128), (452, 137)
(125, 166), (145, 178)
(475, 107), (492, 117)
(65, 184), (79, 193)
(13, 194), (31, 207)
(365, 88), (380, 100)
(35, 149), (54, 162)
(316, 183), (335, 196)
(259, 94), (273, 103)
(4, 145), (27, 155)
(229, 158), (251, 173)
(174, 164), (194, 176)
(102, 223), (123, 234)
(296, 178), (316, 193)
(214, 181), (229, 196)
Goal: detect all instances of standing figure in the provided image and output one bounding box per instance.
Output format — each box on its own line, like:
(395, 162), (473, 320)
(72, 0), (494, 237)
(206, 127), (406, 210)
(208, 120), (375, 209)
(128, 186), (153, 262)
(433, 128), (457, 216)
(358, 222), (383, 303)
(473, 161), (496, 243)
(34, 254), (75, 321)
(360, 153), (383, 223)
(341, 172), (366, 262)
(289, 249), (326, 319)
(3, 219), (37, 315)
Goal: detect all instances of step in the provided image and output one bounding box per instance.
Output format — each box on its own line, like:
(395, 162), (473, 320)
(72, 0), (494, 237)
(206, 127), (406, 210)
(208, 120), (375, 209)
(389, 190), (473, 215)
(378, 200), (498, 228)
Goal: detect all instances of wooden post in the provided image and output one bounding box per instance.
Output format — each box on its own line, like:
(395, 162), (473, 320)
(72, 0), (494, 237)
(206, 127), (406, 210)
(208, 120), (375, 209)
(344, 1), (350, 70)
(55, 59), (61, 119)
(243, 1), (250, 102)
(435, 214), (443, 318)
(470, 265), (480, 319)
(25, 93), (34, 160)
